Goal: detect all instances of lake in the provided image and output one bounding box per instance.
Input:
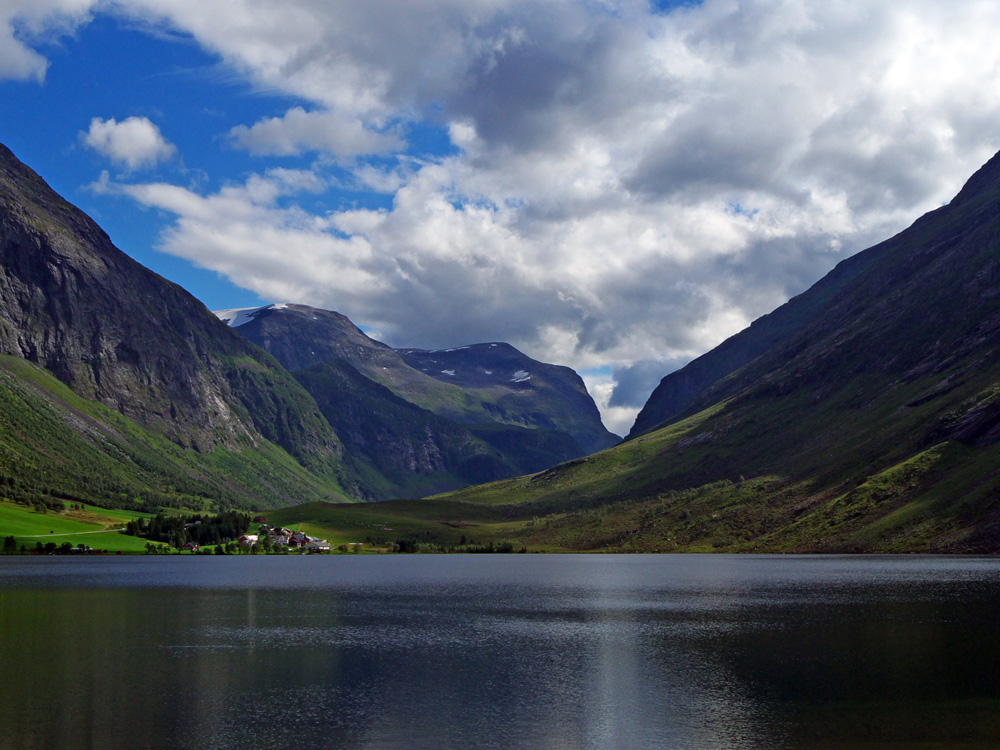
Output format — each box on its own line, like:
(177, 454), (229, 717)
(2, 554), (999, 749)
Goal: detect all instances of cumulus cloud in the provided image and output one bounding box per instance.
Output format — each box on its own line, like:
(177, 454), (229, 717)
(82, 116), (176, 170)
(107, 169), (391, 302)
(23, 0), (1000, 427)
(229, 107), (402, 157)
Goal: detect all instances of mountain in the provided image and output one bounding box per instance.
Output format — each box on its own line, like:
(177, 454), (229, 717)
(217, 303), (617, 497)
(336, 148), (1000, 552)
(0, 142), (362, 508)
(293, 358), (582, 498)
(396, 343), (617, 455)
(219, 303), (618, 453)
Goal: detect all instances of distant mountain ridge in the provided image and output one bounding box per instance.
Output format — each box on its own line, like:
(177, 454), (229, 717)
(215, 303), (617, 498)
(218, 303), (617, 454)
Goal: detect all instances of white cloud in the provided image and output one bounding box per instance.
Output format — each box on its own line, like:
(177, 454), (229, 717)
(82, 116), (176, 170)
(109, 170), (391, 302)
(229, 107), (402, 157)
(0, 0), (94, 81)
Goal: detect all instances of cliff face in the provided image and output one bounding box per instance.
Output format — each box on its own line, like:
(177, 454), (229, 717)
(0, 142), (355, 491)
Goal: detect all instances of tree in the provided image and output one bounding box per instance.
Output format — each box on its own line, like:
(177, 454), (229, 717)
(2, 536), (16, 554)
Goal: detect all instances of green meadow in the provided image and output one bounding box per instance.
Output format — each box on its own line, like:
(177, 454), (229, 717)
(0, 500), (167, 553)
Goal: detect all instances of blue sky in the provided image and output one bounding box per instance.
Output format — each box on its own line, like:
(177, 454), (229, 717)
(2, 0), (1000, 434)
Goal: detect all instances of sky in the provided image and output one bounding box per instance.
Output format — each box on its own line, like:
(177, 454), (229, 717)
(2, 0), (1000, 435)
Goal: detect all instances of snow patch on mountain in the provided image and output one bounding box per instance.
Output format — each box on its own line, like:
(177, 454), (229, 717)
(511, 370), (531, 383)
(214, 306), (264, 327)
(214, 304), (288, 328)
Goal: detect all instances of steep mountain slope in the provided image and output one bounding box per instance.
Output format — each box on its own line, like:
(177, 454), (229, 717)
(0, 355), (349, 511)
(628, 246), (886, 438)
(294, 358), (581, 498)
(630, 154), (1000, 442)
(340, 148), (1000, 552)
(221, 303), (618, 453)
(0, 142), (362, 505)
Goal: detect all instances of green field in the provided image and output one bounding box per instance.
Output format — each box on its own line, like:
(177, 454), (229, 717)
(0, 500), (167, 553)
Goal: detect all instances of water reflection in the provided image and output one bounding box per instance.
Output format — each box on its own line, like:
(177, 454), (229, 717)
(2, 555), (999, 749)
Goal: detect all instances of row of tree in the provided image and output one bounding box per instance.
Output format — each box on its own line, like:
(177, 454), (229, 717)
(124, 510), (251, 549)
(2, 537), (91, 554)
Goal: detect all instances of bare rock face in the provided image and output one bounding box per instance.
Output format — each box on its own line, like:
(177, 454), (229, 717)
(0, 142), (348, 477)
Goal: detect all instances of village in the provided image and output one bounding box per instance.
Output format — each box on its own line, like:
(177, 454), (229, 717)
(178, 518), (338, 554)
(241, 523), (332, 553)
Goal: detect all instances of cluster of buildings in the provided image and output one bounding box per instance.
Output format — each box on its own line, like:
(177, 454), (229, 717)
(239, 526), (332, 552)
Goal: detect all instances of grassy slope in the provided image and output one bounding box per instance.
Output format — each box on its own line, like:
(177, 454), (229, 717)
(0, 355), (356, 514)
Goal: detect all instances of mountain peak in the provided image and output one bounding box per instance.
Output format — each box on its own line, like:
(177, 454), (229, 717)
(949, 148), (1000, 207)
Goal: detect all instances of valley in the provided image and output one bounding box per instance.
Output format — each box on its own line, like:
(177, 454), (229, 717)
(1, 140), (1000, 553)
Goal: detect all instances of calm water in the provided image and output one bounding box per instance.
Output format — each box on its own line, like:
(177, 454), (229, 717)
(2, 555), (1000, 749)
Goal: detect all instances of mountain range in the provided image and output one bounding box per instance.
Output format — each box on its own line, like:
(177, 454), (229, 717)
(3, 135), (1000, 551)
(216, 302), (617, 498)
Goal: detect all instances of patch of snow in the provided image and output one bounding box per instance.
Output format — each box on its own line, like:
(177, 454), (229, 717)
(484, 370), (493, 375)
(441, 369), (456, 376)
(213, 303), (290, 328)
(214, 306), (265, 328)
(490, 344), (497, 348)
(443, 346), (470, 352)
(511, 370), (531, 383)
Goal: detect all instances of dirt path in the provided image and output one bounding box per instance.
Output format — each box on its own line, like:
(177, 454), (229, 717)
(19, 527), (122, 537)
